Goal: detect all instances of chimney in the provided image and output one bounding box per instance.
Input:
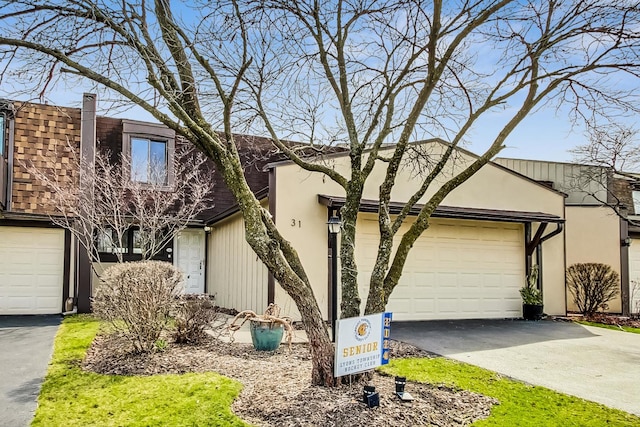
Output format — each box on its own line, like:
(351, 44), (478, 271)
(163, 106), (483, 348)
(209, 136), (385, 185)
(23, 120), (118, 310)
(76, 93), (97, 314)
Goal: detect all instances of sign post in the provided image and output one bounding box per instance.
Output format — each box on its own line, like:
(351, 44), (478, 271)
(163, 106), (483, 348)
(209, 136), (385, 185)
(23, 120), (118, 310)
(334, 312), (392, 377)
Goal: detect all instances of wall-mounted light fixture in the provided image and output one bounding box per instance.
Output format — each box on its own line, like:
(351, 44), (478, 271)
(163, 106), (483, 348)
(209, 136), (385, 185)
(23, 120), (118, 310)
(327, 216), (341, 234)
(621, 237), (631, 247)
(204, 226), (212, 232)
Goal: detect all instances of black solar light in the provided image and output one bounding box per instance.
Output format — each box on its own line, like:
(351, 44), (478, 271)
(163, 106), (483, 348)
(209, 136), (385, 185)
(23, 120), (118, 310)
(363, 385), (380, 408)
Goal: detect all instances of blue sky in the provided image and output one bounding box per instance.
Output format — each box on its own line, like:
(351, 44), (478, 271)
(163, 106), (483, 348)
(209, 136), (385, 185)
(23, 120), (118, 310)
(26, 84), (594, 163)
(2, 0), (637, 165)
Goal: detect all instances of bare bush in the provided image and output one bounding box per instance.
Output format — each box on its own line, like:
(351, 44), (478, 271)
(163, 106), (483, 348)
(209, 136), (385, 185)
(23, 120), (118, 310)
(25, 140), (214, 266)
(172, 294), (218, 345)
(567, 263), (620, 315)
(93, 261), (183, 353)
(631, 280), (640, 318)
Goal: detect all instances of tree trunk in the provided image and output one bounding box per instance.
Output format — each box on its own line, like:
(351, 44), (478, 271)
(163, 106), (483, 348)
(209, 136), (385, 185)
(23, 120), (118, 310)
(339, 182), (365, 319)
(214, 149), (337, 386)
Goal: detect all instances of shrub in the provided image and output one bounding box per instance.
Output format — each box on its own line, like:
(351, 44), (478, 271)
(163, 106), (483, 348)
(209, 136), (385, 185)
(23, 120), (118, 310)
(631, 280), (640, 318)
(520, 265), (542, 305)
(92, 261), (183, 352)
(172, 294), (218, 344)
(566, 263), (620, 316)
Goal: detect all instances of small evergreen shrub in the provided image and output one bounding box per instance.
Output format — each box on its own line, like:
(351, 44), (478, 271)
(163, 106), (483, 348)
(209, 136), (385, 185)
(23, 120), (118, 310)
(92, 261), (183, 352)
(172, 294), (218, 344)
(566, 263), (619, 316)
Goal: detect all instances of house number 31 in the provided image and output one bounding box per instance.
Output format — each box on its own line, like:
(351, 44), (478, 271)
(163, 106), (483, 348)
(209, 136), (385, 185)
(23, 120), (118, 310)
(291, 219), (301, 228)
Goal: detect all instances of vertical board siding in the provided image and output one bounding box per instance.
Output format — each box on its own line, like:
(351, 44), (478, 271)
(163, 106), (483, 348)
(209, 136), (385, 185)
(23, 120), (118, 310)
(208, 213), (268, 314)
(494, 158), (607, 205)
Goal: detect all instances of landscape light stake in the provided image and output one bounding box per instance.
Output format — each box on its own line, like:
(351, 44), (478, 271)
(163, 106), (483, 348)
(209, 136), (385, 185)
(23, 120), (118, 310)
(363, 385), (380, 408)
(395, 376), (414, 401)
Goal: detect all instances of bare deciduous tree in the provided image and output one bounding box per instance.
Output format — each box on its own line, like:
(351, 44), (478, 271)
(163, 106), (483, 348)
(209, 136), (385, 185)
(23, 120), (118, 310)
(25, 141), (214, 267)
(1, 0), (639, 386)
(569, 125), (640, 222)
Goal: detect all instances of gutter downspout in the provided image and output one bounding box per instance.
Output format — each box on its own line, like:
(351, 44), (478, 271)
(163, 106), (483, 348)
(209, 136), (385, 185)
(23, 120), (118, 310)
(536, 223), (564, 299)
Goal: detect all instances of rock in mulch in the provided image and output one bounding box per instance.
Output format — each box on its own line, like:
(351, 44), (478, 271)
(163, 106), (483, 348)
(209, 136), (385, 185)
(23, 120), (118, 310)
(83, 334), (497, 426)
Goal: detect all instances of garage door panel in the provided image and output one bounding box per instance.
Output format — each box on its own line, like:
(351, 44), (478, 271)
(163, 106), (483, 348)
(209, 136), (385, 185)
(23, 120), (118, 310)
(0, 227), (64, 315)
(355, 216), (524, 321)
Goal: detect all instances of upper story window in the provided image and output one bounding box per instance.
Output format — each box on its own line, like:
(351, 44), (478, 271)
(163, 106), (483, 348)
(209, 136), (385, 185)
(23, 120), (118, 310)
(122, 120), (175, 187)
(131, 137), (167, 184)
(0, 113), (5, 156)
(633, 190), (640, 215)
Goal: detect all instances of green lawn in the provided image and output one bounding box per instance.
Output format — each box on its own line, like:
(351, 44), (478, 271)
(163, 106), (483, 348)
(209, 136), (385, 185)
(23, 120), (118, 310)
(36, 316), (640, 426)
(32, 316), (249, 427)
(380, 358), (640, 427)
(576, 320), (640, 334)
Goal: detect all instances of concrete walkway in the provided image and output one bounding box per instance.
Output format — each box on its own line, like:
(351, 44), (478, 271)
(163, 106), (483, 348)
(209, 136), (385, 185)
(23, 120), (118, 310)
(392, 319), (640, 416)
(0, 315), (61, 427)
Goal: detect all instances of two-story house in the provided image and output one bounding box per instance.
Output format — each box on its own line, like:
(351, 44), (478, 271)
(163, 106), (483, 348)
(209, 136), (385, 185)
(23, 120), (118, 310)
(0, 94), (274, 315)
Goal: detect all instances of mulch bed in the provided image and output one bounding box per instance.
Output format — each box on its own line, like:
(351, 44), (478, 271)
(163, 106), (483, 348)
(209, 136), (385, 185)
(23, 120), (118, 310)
(83, 333), (497, 426)
(575, 313), (640, 329)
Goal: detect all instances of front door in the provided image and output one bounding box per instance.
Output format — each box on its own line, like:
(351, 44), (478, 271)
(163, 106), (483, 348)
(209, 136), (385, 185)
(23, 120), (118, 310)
(176, 229), (206, 294)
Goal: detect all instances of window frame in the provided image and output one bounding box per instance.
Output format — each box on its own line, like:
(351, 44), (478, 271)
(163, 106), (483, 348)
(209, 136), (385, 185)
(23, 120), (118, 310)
(632, 190), (640, 215)
(122, 120), (175, 188)
(0, 112), (5, 156)
(96, 226), (173, 263)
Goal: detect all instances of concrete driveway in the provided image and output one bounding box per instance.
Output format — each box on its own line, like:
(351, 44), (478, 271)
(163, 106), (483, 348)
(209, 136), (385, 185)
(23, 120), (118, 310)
(0, 316), (61, 427)
(392, 319), (640, 416)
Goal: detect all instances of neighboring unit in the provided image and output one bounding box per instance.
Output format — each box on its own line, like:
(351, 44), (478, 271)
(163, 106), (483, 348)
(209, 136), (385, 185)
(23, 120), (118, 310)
(0, 96), (272, 315)
(494, 158), (638, 315)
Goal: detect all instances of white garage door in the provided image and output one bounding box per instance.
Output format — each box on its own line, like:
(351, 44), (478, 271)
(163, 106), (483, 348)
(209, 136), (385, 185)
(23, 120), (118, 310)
(0, 227), (64, 315)
(628, 239), (640, 315)
(355, 216), (525, 321)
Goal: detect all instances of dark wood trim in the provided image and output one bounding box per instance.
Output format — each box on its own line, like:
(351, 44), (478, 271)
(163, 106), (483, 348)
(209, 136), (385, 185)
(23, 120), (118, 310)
(206, 186), (270, 225)
(77, 245), (92, 313)
(524, 222), (532, 274)
(6, 109), (14, 212)
(318, 194), (564, 224)
(562, 203), (568, 315)
(526, 223), (548, 255)
(267, 169), (276, 305)
(0, 218), (59, 227)
(62, 229), (71, 312)
(204, 229), (209, 294)
(620, 217), (630, 316)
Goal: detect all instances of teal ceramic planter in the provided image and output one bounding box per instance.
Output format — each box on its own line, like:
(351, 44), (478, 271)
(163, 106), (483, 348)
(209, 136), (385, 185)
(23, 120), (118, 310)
(249, 319), (284, 351)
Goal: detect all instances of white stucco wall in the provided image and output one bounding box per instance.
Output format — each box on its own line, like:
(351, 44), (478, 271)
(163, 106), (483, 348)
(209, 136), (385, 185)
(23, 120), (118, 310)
(271, 142), (567, 320)
(565, 205), (622, 313)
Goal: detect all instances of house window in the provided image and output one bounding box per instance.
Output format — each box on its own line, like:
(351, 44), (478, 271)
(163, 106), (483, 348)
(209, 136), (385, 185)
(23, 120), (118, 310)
(96, 229), (129, 254)
(122, 120), (175, 187)
(132, 229), (143, 254)
(131, 137), (167, 184)
(96, 226), (172, 262)
(633, 191), (640, 214)
(0, 113), (5, 156)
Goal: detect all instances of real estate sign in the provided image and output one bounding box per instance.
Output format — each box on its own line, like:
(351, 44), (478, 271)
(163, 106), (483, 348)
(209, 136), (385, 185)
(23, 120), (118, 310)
(334, 312), (392, 377)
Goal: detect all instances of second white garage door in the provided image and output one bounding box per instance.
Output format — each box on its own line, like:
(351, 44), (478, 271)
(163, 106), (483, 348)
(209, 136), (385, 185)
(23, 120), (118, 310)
(355, 216), (525, 321)
(0, 226), (64, 315)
